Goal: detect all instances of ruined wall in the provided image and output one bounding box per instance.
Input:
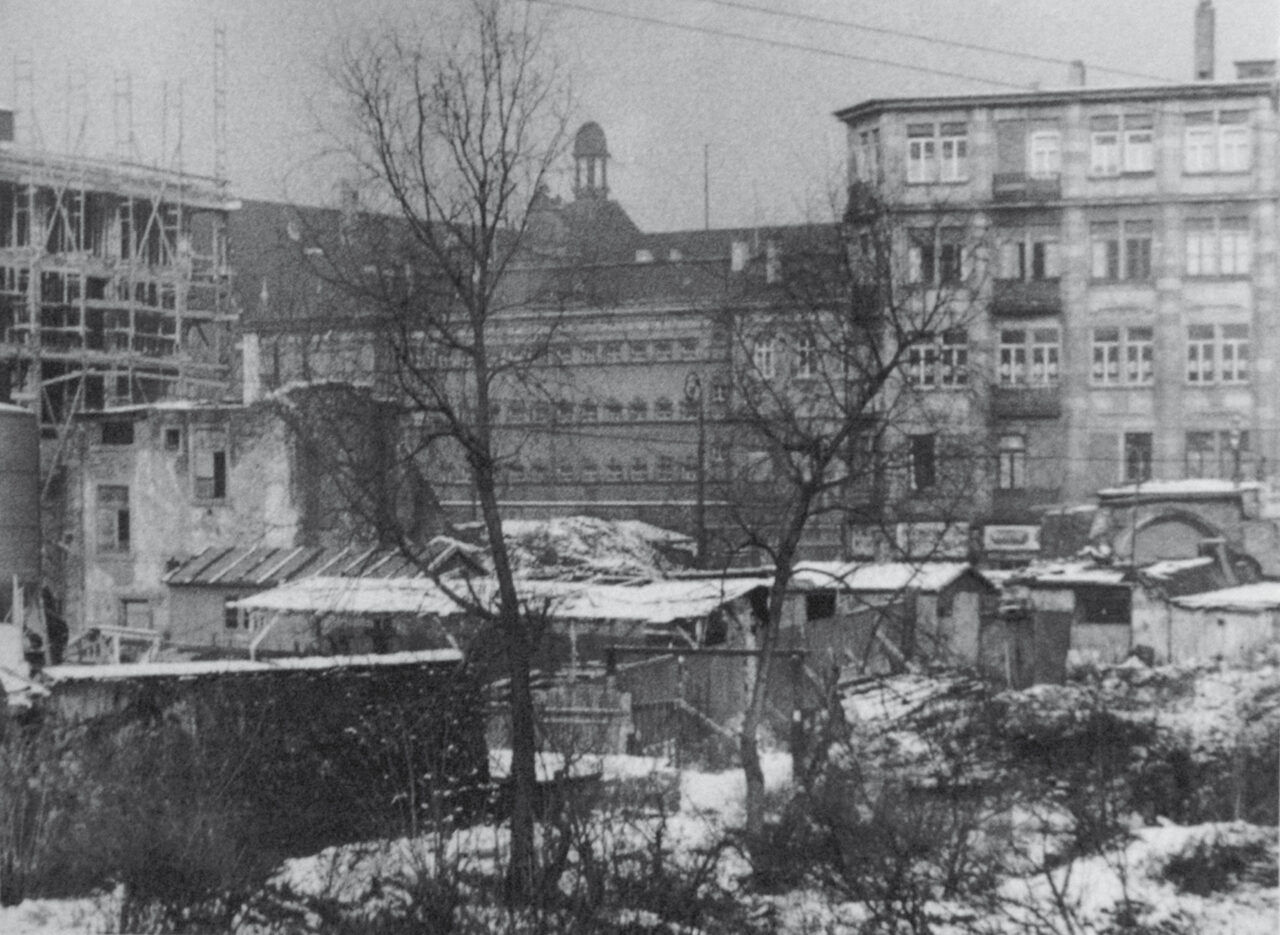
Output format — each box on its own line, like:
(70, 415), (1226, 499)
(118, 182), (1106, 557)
(64, 404), (300, 636)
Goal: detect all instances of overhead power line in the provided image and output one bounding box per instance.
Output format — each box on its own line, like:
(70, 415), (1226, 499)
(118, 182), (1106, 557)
(683, 0), (1180, 86)
(530, 0), (1037, 90)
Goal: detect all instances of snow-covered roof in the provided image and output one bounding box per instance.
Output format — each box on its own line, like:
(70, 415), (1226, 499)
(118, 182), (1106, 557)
(1016, 560), (1129, 587)
(1142, 557), (1215, 580)
(232, 575), (768, 624)
(44, 649), (463, 683)
(791, 561), (991, 593)
(1171, 581), (1280, 612)
(1097, 479), (1262, 500)
(501, 515), (687, 577)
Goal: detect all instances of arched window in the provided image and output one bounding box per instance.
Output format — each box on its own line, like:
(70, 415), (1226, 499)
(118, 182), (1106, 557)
(604, 398), (624, 421)
(629, 398), (648, 421)
(579, 399), (598, 423)
(654, 397), (674, 420)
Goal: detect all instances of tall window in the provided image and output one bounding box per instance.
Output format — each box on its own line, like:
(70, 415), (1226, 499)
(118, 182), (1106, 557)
(1028, 130), (1061, 178)
(1185, 430), (1249, 478)
(1090, 220), (1153, 281)
(999, 327), (1060, 386)
(907, 122), (967, 183)
(999, 230), (1061, 281)
(752, 337), (777, 378)
(907, 329), (967, 388)
(909, 434), (937, 491)
(193, 429), (228, 500)
(856, 127), (881, 182)
(794, 335), (817, 378)
(1089, 113), (1154, 176)
(1185, 217), (1250, 276)
(1124, 433), (1153, 482)
(1184, 110), (1252, 174)
(997, 434), (1027, 490)
(908, 227), (967, 285)
(1186, 323), (1249, 384)
(1092, 327), (1153, 386)
(97, 485), (131, 553)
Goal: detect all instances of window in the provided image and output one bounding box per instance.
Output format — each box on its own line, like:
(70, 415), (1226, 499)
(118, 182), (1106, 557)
(1092, 326), (1153, 386)
(557, 461), (575, 483)
(653, 340), (674, 361)
(530, 461), (549, 482)
(908, 227), (967, 285)
(579, 399), (598, 423)
(630, 457), (649, 481)
(1185, 429), (1249, 478)
(1123, 432), (1153, 482)
(909, 434), (937, 491)
(605, 458), (625, 482)
(1187, 323), (1249, 384)
(656, 455), (676, 481)
(1185, 217), (1250, 276)
(907, 329), (967, 388)
(101, 420), (134, 445)
(602, 341), (622, 363)
(997, 434), (1026, 490)
(806, 592), (836, 621)
(907, 122), (967, 183)
(856, 127), (881, 182)
(97, 485), (130, 553)
(629, 340), (649, 362)
(1122, 113), (1155, 173)
(1028, 130), (1061, 178)
(508, 399), (526, 424)
(794, 336), (817, 378)
(1090, 220), (1152, 281)
(1184, 110), (1252, 173)
(654, 397), (674, 420)
(604, 398), (624, 421)
(679, 338), (700, 360)
(1089, 113), (1154, 175)
(163, 427), (182, 451)
(577, 342), (597, 364)
(999, 327), (1060, 385)
(194, 448), (227, 500)
(753, 337), (777, 378)
(629, 398), (648, 421)
(581, 459), (599, 483)
(223, 596), (242, 630)
(556, 400), (574, 422)
(999, 230), (1061, 281)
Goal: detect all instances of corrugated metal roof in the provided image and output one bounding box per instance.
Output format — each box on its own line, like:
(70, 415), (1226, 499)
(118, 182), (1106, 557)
(165, 538), (478, 589)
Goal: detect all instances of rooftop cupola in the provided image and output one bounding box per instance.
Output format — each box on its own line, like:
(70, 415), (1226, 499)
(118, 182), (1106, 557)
(573, 121), (609, 200)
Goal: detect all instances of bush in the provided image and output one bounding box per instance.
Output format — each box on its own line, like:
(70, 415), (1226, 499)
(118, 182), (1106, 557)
(1162, 831), (1278, 895)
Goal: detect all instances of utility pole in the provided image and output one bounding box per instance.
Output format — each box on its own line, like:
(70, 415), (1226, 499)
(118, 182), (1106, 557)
(685, 373), (707, 567)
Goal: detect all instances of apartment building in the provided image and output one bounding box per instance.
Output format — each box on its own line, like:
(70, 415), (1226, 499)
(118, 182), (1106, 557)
(836, 55), (1280, 551)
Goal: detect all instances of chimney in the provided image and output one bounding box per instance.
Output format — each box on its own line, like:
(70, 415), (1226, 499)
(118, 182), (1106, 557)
(1068, 60), (1086, 87)
(1195, 0), (1215, 80)
(0, 109), (13, 144)
(730, 240), (750, 273)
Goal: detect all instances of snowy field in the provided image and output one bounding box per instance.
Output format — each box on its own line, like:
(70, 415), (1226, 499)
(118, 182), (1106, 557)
(0, 665), (1275, 933)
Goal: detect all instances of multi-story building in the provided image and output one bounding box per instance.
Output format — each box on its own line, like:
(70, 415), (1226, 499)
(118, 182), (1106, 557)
(836, 31), (1279, 555)
(0, 109), (237, 436)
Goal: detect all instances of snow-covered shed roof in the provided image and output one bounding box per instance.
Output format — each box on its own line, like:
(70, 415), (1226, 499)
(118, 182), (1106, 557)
(1170, 582), (1280, 612)
(1096, 479), (1262, 501)
(1014, 560), (1129, 588)
(791, 561), (993, 594)
(232, 575), (768, 624)
(43, 649), (464, 683)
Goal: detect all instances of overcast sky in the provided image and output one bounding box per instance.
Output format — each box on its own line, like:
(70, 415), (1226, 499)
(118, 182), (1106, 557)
(5, 0), (1277, 231)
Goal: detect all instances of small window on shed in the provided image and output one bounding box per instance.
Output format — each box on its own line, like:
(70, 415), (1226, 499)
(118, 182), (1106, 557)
(224, 596), (242, 630)
(1076, 586), (1131, 625)
(805, 591), (837, 621)
(101, 420), (134, 445)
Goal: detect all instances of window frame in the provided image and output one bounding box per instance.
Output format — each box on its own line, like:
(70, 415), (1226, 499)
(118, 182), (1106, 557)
(997, 434), (1027, 490)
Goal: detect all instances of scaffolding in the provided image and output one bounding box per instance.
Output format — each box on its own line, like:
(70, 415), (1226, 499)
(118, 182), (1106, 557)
(0, 138), (238, 436)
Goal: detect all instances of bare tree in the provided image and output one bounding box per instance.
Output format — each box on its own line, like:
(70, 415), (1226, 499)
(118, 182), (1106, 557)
(288, 1), (572, 899)
(711, 186), (989, 838)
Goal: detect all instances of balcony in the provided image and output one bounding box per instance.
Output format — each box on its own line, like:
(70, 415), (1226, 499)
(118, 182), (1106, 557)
(990, 384), (1061, 420)
(992, 278), (1062, 316)
(992, 173), (1061, 203)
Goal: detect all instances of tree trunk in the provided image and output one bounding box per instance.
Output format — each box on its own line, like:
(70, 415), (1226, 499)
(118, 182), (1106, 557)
(505, 616), (538, 901)
(740, 710), (767, 837)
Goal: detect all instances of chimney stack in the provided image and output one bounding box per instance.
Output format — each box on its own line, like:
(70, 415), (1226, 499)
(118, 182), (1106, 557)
(1068, 60), (1086, 87)
(1194, 0), (1215, 80)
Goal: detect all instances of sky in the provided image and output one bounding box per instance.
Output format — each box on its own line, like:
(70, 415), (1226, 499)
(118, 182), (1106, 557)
(4, 0), (1278, 232)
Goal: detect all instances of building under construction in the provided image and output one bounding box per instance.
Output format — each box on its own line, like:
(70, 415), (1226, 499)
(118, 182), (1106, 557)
(0, 107), (237, 437)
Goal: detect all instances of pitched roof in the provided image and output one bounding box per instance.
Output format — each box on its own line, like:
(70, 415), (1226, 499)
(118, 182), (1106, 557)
(44, 649), (463, 684)
(791, 561), (994, 593)
(1172, 582), (1280, 612)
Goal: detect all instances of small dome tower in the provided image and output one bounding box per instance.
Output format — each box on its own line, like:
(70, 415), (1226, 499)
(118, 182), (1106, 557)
(573, 121), (609, 200)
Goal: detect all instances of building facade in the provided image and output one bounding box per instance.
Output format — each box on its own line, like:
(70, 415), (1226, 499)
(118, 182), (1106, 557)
(836, 62), (1280, 545)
